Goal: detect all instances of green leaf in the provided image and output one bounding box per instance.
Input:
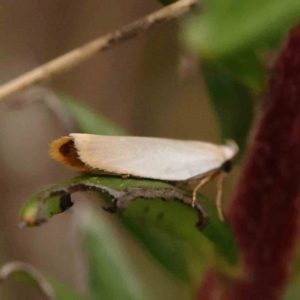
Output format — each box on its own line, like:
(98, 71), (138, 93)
(78, 205), (150, 300)
(200, 197), (238, 268)
(181, 0), (272, 151)
(202, 61), (255, 152)
(59, 94), (126, 135)
(0, 262), (55, 300)
(120, 195), (238, 278)
(48, 279), (86, 300)
(216, 50), (266, 93)
(182, 0), (300, 59)
(282, 254), (300, 300)
(283, 280), (300, 300)
(0, 261), (85, 300)
(20, 175), (238, 283)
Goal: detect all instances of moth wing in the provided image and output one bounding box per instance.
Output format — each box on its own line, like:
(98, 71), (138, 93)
(71, 134), (229, 181)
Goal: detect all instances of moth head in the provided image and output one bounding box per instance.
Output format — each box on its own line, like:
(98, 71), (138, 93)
(221, 140), (239, 161)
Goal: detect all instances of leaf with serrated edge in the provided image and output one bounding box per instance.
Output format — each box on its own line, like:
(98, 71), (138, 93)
(20, 175), (238, 271)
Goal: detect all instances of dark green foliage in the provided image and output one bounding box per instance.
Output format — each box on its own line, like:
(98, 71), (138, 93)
(157, 0), (177, 5)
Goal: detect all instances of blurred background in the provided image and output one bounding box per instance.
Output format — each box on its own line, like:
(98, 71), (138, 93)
(0, 1), (220, 299)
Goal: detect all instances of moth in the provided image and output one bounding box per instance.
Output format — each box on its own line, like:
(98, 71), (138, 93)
(50, 133), (238, 220)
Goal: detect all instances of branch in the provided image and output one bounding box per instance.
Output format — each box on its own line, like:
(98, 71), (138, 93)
(0, 0), (198, 102)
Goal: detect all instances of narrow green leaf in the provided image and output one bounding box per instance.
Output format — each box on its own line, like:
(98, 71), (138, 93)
(59, 95), (126, 135)
(48, 279), (86, 300)
(202, 61), (255, 152)
(182, 0), (300, 59)
(78, 205), (149, 300)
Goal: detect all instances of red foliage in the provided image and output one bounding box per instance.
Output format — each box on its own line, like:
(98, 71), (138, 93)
(197, 24), (300, 300)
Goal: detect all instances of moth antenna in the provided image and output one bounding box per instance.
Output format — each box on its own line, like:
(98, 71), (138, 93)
(216, 172), (225, 221)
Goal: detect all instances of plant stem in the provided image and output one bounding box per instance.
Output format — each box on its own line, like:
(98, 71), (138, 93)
(0, 0), (197, 102)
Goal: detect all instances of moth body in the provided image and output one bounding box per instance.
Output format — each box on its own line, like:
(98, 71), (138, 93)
(50, 133), (239, 220)
(50, 133), (238, 181)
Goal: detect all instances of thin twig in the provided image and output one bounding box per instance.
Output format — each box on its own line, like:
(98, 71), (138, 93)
(0, 0), (198, 102)
(0, 261), (56, 300)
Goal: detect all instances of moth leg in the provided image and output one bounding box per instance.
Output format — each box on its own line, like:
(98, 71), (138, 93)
(216, 172), (225, 221)
(192, 173), (215, 206)
(122, 174), (130, 179)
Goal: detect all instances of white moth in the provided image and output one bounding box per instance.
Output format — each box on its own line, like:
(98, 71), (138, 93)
(50, 133), (239, 220)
